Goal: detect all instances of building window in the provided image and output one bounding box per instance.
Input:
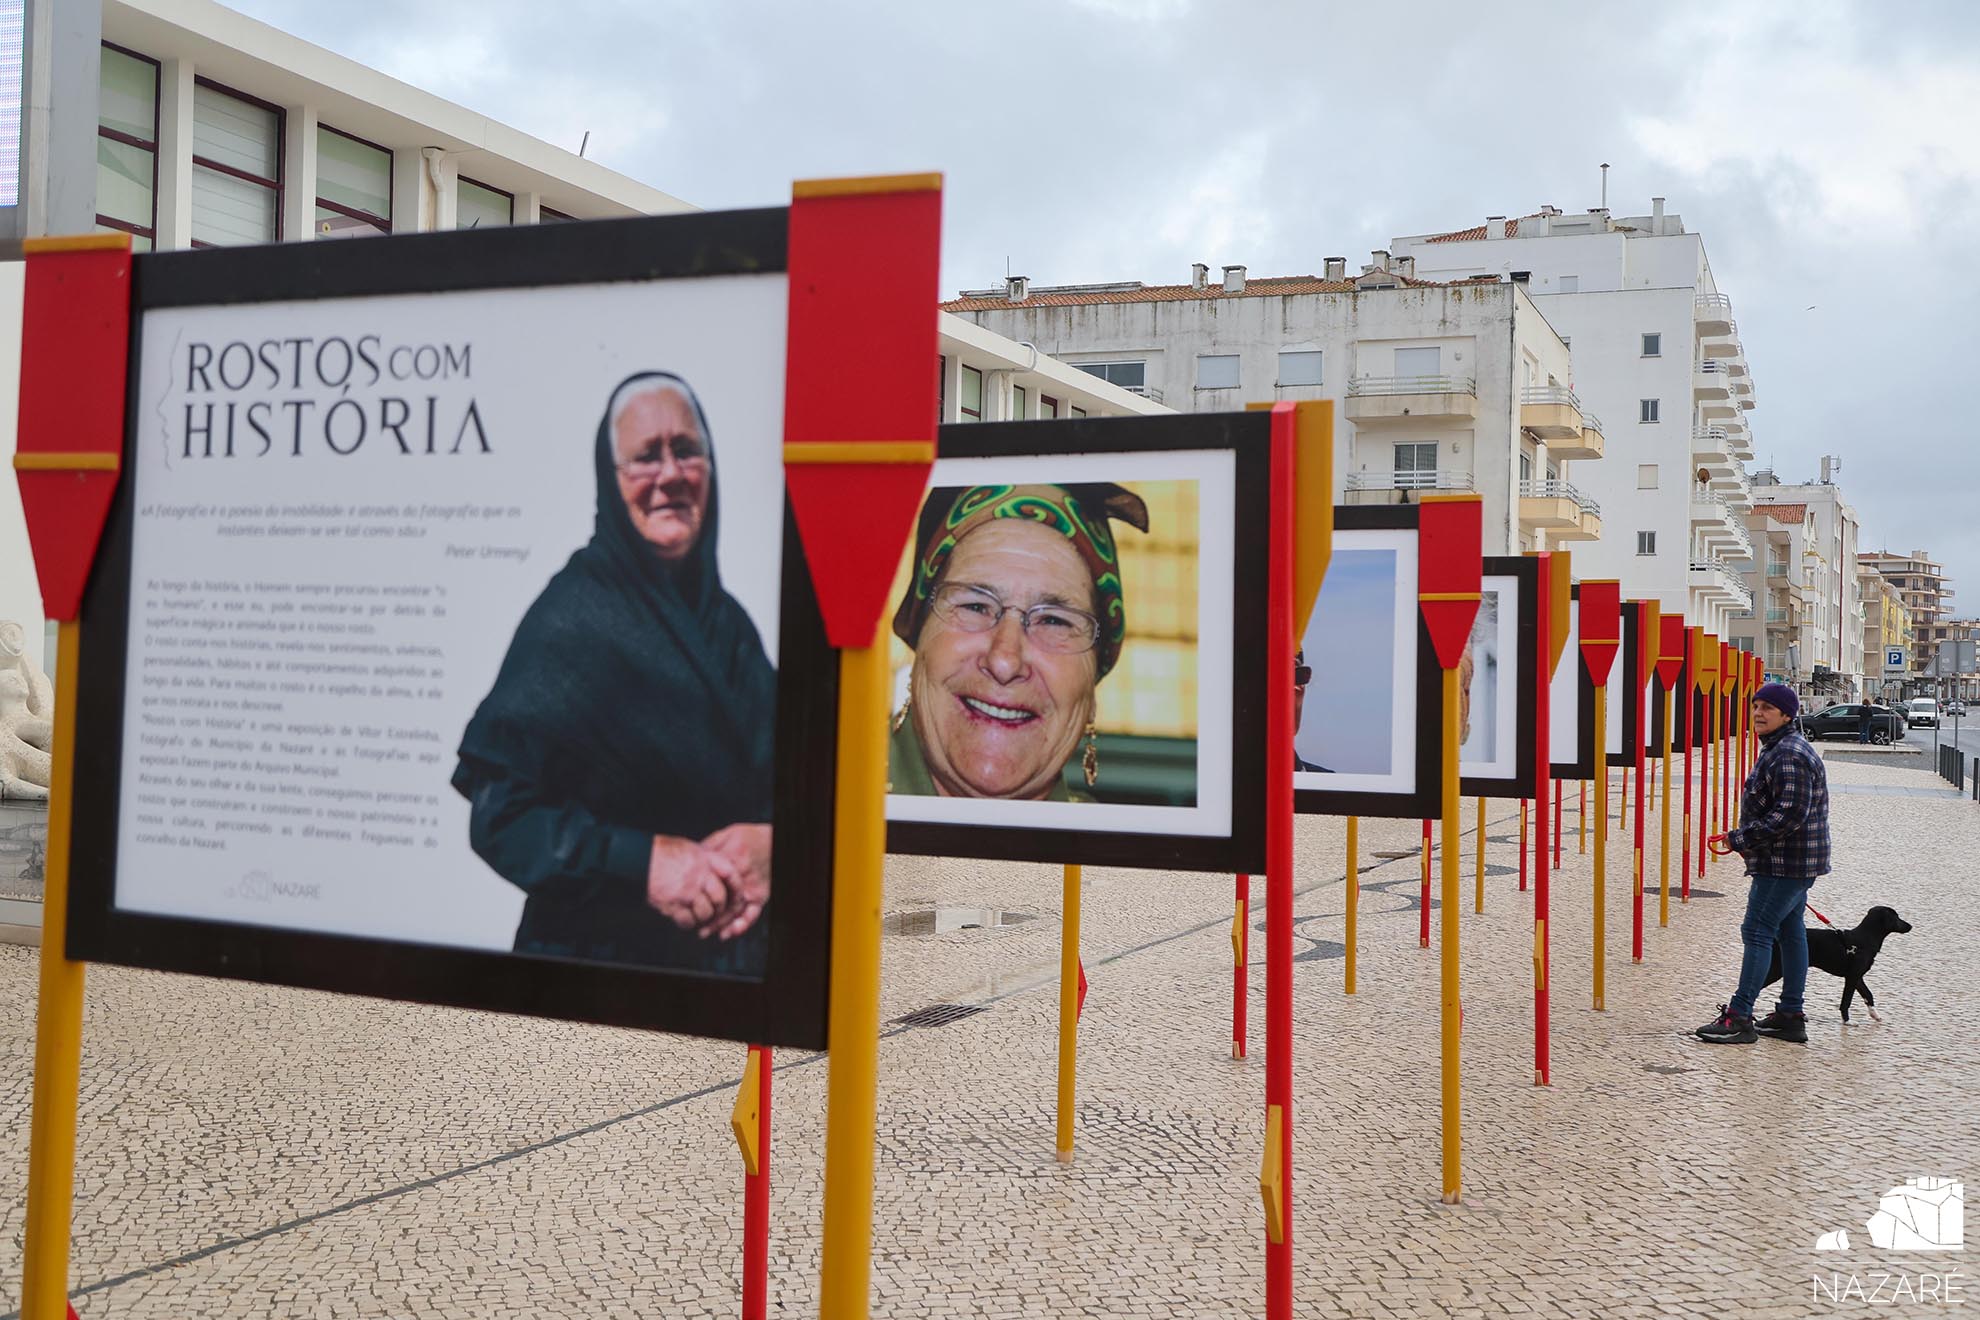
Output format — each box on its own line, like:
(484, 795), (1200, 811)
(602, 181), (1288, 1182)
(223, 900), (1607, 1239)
(1071, 405), (1087, 418)
(1558, 275), (1579, 293)
(457, 177), (513, 229)
(1394, 345), (1441, 377)
(539, 206), (577, 223)
(191, 79), (283, 247)
(1196, 354), (1240, 390)
(1041, 395), (1059, 419)
(1639, 398), (1660, 423)
(1638, 464), (1659, 489)
(1519, 452), (1532, 483)
(1277, 350), (1323, 386)
(1394, 441), (1438, 488)
(1641, 332), (1662, 357)
(1011, 386), (1027, 421)
(96, 44), (159, 250)
(959, 365), (983, 421)
(1510, 271), (1531, 284)
(1075, 360), (1146, 392)
(935, 355), (945, 423)
(314, 125), (391, 239)
(1637, 531), (1657, 556)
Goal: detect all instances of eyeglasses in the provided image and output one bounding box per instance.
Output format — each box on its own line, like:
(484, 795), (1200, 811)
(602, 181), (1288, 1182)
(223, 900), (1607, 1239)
(1293, 665), (1312, 688)
(928, 582), (1100, 655)
(615, 436), (708, 479)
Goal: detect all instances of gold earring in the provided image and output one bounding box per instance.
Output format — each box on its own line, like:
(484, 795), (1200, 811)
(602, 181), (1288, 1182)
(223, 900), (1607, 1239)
(1083, 720), (1099, 787)
(892, 692), (911, 734)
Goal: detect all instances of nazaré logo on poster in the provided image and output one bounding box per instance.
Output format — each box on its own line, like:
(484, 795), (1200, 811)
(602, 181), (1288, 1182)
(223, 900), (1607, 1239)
(174, 334), (489, 459)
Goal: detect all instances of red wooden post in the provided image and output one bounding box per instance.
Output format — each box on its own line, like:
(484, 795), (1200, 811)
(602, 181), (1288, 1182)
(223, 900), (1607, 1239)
(1528, 550), (1556, 1087)
(742, 1045), (772, 1320)
(1630, 602), (1658, 964)
(1262, 405), (1296, 1318)
(1578, 582), (1622, 1014)
(1681, 627), (1698, 900)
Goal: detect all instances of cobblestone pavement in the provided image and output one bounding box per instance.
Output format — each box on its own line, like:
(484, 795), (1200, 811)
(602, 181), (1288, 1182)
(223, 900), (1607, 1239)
(2, 754), (1975, 1318)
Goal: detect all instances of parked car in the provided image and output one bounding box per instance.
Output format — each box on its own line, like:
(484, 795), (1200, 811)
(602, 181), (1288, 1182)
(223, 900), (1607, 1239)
(1906, 698), (1940, 728)
(1947, 700), (1969, 718)
(1799, 703), (1905, 744)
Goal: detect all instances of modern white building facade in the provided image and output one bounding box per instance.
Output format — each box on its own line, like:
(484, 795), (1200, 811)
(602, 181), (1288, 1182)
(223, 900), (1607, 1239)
(1736, 471), (1864, 698)
(944, 261), (1603, 557)
(1391, 200), (1756, 634)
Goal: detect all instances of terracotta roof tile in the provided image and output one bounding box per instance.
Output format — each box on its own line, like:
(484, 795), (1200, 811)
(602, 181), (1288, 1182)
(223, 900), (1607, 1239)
(1758, 503), (1809, 523)
(941, 272), (1501, 313)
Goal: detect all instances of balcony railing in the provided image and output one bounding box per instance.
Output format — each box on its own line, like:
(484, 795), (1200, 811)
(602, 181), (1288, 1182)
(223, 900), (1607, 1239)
(1123, 385), (1164, 403)
(1766, 607), (1790, 624)
(1696, 294), (1735, 317)
(1347, 374), (1477, 397)
(1346, 470), (1475, 493)
(1520, 384), (1584, 410)
(1520, 478), (1600, 516)
(1766, 559), (1789, 578)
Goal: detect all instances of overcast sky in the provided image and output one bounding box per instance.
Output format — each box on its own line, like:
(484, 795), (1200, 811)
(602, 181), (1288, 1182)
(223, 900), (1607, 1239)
(232, 0), (1980, 613)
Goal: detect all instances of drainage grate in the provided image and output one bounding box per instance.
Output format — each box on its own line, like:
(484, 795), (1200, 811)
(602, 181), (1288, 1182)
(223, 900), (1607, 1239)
(890, 1003), (989, 1030)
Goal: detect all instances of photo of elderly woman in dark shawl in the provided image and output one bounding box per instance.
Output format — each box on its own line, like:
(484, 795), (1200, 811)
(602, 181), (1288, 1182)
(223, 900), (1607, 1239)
(889, 483), (1149, 802)
(452, 371), (775, 975)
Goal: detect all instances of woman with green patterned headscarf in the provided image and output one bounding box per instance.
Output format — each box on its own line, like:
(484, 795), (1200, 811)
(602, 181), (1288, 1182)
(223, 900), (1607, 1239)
(888, 482), (1149, 801)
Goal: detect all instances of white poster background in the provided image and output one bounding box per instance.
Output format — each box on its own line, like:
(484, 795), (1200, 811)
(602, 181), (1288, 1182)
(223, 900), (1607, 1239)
(1295, 527), (1418, 796)
(115, 273), (789, 950)
(1549, 601), (1581, 765)
(1457, 574), (1519, 781)
(885, 448), (1236, 838)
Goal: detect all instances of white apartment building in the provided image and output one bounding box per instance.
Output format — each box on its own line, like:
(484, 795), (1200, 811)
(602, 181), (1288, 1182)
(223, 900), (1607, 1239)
(1391, 199), (1756, 634)
(1734, 469), (1864, 697)
(944, 260), (1604, 556)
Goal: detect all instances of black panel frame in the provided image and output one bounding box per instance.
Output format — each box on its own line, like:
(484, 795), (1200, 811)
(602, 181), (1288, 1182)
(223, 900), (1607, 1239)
(65, 208), (841, 1050)
(1550, 585), (1599, 781)
(884, 412), (1271, 873)
(1460, 556), (1538, 800)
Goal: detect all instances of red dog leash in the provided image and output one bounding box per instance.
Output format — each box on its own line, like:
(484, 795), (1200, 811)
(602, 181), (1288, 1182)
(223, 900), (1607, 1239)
(1707, 833), (1834, 926)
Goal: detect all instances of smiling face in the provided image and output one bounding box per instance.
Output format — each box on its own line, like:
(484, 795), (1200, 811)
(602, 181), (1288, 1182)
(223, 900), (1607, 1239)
(612, 387), (710, 561)
(909, 519), (1100, 799)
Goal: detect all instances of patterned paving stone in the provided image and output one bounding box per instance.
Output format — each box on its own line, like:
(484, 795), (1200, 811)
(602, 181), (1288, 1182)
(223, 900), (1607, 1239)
(0, 755), (1974, 1317)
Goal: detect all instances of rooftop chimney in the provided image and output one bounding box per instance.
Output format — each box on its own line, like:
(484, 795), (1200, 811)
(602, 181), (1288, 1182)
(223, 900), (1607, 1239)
(1395, 255), (1416, 279)
(1005, 275), (1029, 303)
(1222, 264), (1246, 293)
(1191, 262), (1209, 290)
(1651, 196), (1666, 235)
(1486, 216), (1506, 240)
(1323, 255), (1346, 279)
(1370, 249), (1391, 272)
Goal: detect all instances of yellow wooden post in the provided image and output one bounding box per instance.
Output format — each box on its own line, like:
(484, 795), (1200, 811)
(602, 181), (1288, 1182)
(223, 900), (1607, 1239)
(22, 621), (85, 1320)
(1344, 817), (1359, 995)
(1591, 684), (1608, 1012)
(1474, 797), (1486, 913)
(1660, 688), (1675, 928)
(1439, 667), (1463, 1204)
(1055, 863), (1081, 1163)
(818, 640), (888, 1320)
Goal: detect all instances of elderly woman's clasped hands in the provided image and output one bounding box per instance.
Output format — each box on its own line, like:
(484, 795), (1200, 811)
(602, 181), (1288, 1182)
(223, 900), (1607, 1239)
(645, 827), (770, 942)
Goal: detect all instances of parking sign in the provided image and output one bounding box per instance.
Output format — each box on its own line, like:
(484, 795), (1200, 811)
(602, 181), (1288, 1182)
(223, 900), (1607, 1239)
(1885, 646), (1907, 673)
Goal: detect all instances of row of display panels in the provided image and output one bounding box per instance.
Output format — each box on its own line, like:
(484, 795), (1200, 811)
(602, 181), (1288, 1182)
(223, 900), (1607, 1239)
(57, 209), (1744, 1050)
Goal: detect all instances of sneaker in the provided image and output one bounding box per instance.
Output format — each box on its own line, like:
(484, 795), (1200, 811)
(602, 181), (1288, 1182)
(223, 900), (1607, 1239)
(1695, 1004), (1758, 1044)
(1754, 1009), (1808, 1044)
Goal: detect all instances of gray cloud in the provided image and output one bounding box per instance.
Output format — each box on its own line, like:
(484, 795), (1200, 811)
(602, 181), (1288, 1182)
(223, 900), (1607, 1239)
(229, 0), (1980, 607)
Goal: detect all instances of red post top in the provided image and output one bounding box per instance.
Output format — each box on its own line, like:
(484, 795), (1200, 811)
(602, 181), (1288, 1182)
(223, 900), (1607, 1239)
(14, 233), (133, 621)
(1656, 614), (1686, 690)
(1416, 494), (1482, 670)
(782, 173), (943, 649)
(1578, 579), (1621, 687)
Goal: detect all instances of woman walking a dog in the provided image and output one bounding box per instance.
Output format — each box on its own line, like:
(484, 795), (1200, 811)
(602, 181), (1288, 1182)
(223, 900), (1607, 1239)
(1696, 682), (1831, 1045)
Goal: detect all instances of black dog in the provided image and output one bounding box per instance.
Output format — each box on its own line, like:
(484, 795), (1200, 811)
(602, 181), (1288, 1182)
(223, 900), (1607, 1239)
(1764, 905), (1912, 1023)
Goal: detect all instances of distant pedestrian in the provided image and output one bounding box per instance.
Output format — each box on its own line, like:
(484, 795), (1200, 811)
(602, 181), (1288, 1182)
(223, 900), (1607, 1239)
(1857, 702), (1874, 744)
(1696, 682), (1831, 1045)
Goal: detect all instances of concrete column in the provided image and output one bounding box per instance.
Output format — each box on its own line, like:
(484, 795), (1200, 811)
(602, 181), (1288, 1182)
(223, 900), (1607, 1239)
(515, 190), (542, 223)
(154, 58), (195, 249)
(281, 104), (317, 242)
(388, 148), (426, 232)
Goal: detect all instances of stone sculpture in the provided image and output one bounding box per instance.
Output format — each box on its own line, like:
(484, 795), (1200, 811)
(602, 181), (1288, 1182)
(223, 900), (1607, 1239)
(0, 621), (53, 800)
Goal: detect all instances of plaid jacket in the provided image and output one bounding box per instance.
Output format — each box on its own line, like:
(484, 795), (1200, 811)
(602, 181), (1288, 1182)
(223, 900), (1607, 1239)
(1726, 724), (1831, 879)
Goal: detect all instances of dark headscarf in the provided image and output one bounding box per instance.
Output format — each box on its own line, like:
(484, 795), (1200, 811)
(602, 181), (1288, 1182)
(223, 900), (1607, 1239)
(452, 372), (775, 965)
(892, 483), (1149, 678)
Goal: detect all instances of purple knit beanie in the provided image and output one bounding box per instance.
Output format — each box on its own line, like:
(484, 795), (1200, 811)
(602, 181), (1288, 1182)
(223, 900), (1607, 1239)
(1753, 682), (1799, 719)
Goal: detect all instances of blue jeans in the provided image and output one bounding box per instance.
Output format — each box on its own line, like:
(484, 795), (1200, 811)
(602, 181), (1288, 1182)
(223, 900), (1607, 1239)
(1730, 873), (1813, 1018)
